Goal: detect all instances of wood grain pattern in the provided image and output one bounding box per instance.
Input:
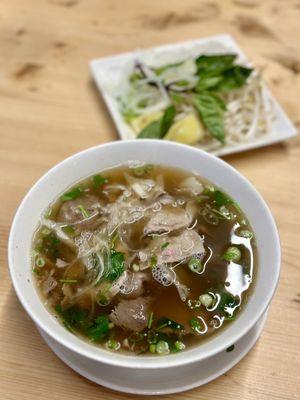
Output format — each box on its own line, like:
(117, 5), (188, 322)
(0, 0), (299, 399)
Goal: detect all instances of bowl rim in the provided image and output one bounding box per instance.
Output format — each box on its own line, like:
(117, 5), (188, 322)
(8, 140), (281, 369)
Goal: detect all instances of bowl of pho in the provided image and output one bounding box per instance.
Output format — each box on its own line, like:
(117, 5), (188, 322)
(8, 140), (280, 370)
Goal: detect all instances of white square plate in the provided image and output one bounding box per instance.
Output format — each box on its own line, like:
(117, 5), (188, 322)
(90, 34), (297, 157)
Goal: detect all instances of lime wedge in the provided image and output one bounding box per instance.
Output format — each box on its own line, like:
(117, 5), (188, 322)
(164, 113), (205, 145)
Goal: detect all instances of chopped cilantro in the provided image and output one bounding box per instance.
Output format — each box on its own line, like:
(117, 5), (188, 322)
(60, 186), (84, 202)
(92, 174), (108, 189)
(77, 204), (90, 219)
(107, 250), (125, 282)
(87, 315), (110, 342)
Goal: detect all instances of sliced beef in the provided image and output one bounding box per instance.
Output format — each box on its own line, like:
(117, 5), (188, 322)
(109, 297), (151, 332)
(118, 271), (150, 299)
(158, 230), (204, 264)
(139, 229), (205, 266)
(57, 195), (102, 230)
(144, 206), (192, 235)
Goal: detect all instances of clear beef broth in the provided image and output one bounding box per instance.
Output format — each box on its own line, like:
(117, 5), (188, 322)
(32, 164), (256, 355)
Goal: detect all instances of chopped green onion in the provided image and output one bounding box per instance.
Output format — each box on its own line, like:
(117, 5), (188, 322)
(62, 225), (76, 236)
(199, 294), (213, 308)
(147, 312), (154, 329)
(92, 174), (108, 189)
(203, 186), (215, 196)
(190, 317), (206, 334)
(41, 228), (51, 236)
(214, 190), (233, 207)
(147, 330), (158, 344)
(105, 339), (121, 351)
(35, 256), (45, 268)
(97, 294), (110, 306)
(174, 341), (186, 351)
(150, 255), (157, 268)
(238, 230), (253, 239)
(60, 186), (84, 202)
(223, 246), (241, 262)
(149, 343), (156, 353)
(161, 242), (170, 250)
(188, 258), (203, 273)
(226, 344), (235, 352)
(132, 263), (140, 272)
(77, 204), (90, 219)
(155, 340), (170, 355)
(131, 164), (153, 177)
(44, 208), (52, 219)
(59, 279), (78, 284)
(128, 332), (144, 344)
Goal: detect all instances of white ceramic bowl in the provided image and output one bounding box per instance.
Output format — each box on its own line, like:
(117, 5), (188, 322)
(8, 140), (280, 370)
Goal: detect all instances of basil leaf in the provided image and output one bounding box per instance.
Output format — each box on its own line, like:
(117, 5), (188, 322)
(137, 106), (175, 139)
(160, 105), (176, 136)
(194, 93), (225, 143)
(196, 75), (224, 91)
(196, 54), (236, 75)
(137, 120), (161, 139)
(213, 66), (253, 92)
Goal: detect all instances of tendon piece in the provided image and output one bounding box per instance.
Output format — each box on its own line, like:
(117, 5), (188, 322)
(110, 297), (151, 332)
(124, 173), (156, 199)
(179, 176), (204, 195)
(144, 206), (192, 235)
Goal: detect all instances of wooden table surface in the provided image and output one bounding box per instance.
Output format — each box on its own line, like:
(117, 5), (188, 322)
(1, 0), (300, 399)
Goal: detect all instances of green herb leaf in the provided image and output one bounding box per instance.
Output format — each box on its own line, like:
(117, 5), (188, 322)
(137, 106), (175, 139)
(213, 66), (253, 92)
(92, 174), (108, 189)
(107, 250), (125, 282)
(214, 190), (233, 207)
(154, 61), (184, 76)
(150, 255), (157, 268)
(87, 315), (110, 342)
(147, 312), (154, 329)
(55, 305), (90, 332)
(161, 242), (170, 250)
(77, 204), (90, 219)
(196, 54), (237, 75)
(60, 187), (84, 202)
(196, 75), (224, 91)
(61, 225), (76, 237)
(194, 93), (225, 143)
(156, 317), (184, 331)
(190, 317), (203, 334)
(37, 231), (60, 260)
(223, 246), (241, 262)
(59, 279), (78, 284)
